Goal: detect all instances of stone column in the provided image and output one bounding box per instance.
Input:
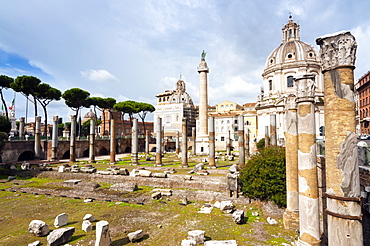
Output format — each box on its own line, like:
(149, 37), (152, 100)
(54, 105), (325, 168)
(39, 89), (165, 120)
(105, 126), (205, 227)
(181, 117), (188, 167)
(316, 32), (363, 246)
(283, 95), (299, 230)
(197, 51), (209, 137)
(145, 130), (149, 155)
(34, 116), (41, 159)
(89, 119), (95, 163)
(156, 118), (162, 165)
(175, 131), (180, 155)
(19, 117), (25, 140)
(192, 127), (196, 155)
(208, 117), (216, 168)
(69, 115), (76, 163)
(238, 115), (245, 166)
(132, 118), (139, 165)
(270, 114), (277, 146)
(245, 128), (250, 158)
(295, 74), (320, 246)
(110, 118), (116, 164)
(226, 130), (231, 156)
(265, 125), (269, 148)
(51, 115), (59, 161)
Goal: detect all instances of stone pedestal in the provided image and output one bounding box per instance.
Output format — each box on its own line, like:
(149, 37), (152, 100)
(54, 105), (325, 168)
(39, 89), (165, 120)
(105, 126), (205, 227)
(317, 32), (363, 246)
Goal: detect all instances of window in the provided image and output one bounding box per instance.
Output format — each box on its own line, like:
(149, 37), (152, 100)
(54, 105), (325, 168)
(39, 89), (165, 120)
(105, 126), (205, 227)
(269, 80), (272, 90)
(221, 136), (225, 141)
(227, 120), (230, 124)
(221, 120), (224, 125)
(287, 76), (294, 87)
(234, 127), (238, 131)
(234, 120), (238, 124)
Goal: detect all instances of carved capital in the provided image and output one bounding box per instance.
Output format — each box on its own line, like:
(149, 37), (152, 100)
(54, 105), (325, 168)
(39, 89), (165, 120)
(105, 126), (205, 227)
(316, 31), (357, 70)
(53, 115), (59, 122)
(295, 74), (316, 100)
(35, 116), (41, 122)
(70, 115), (77, 121)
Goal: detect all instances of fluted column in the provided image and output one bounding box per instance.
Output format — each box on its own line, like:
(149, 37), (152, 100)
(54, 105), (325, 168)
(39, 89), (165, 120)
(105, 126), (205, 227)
(51, 115), (59, 161)
(110, 119), (116, 164)
(156, 118), (162, 165)
(238, 115), (245, 166)
(34, 116), (41, 159)
(69, 115), (76, 163)
(316, 32), (363, 246)
(132, 118), (139, 165)
(283, 95), (299, 230)
(89, 119), (95, 163)
(181, 117), (188, 167)
(208, 117), (216, 168)
(296, 74), (320, 246)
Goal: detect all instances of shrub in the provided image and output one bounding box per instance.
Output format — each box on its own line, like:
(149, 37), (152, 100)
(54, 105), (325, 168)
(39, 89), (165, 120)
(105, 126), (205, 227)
(0, 116), (11, 133)
(256, 138), (265, 150)
(239, 146), (286, 207)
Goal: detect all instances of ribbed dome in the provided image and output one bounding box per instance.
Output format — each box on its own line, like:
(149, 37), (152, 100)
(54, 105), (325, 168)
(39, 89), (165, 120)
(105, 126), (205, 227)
(265, 40), (318, 68)
(168, 79), (194, 105)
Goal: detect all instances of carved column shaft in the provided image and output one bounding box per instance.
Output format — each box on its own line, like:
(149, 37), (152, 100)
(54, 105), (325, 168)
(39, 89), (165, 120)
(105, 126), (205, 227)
(89, 119), (95, 163)
(34, 116), (41, 159)
(69, 115), (76, 163)
(51, 115), (59, 161)
(238, 115), (245, 166)
(316, 32), (363, 246)
(296, 75), (320, 246)
(156, 118), (162, 165)
(208, 117), (216, 168)
(181, 117), (188, 167)
(110, 119), (116, 163)
(283, 95), (299, 230)
(198, 58), (209, 137)
(131, 118), (139, 165)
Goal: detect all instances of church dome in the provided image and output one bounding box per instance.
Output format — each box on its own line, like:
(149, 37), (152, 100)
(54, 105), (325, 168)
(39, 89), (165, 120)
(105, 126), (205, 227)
(168, 78), (194, 105)
(264, 19), (319, 72)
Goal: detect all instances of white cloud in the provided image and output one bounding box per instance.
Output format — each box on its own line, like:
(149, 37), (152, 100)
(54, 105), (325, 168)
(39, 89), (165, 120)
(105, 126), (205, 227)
(80, 69), (117, 81)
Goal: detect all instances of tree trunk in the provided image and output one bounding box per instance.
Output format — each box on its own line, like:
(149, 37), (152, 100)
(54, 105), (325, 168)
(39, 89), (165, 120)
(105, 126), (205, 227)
(0, 90), (9, 120)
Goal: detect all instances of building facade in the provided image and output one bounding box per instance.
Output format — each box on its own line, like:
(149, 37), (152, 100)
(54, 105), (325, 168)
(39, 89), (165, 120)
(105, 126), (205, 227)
(256, 18), (325, 144)
(154, 77), (197, 137)
(357, 70), (370, 135)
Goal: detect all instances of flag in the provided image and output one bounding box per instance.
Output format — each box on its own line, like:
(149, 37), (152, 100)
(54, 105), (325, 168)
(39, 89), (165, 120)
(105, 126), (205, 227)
(8, 98), (15, 110)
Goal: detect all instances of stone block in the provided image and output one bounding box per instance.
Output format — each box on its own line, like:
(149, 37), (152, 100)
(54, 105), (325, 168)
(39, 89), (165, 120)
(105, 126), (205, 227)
(138, 170), (152, 177)
(220, 201), (234, 213)
(54, 213), (68, 228)
(188, 230), (205, 244)
(232, 209), (244, 224)
(28, 220), (50, 237)
(110, 182), (138, 192)
(153, 173), (167, 178)
(181, 239), (197, 246)
(128, 229), (144, 242)
(204, 240), (238, 245)
(28, 241), (41, 246)
(47, 227), (75, 246)
(83, 214), (96, 222)
(95, 221), (111, 246)
(82, 220), (92, 232)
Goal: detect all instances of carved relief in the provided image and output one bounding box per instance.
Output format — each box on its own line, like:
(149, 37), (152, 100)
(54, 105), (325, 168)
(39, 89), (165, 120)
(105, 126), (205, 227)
(285, 94), (297, 110)
(336, 131), (360, 197)
(316, 31), (357, 70)
(295, 75), (316, 99)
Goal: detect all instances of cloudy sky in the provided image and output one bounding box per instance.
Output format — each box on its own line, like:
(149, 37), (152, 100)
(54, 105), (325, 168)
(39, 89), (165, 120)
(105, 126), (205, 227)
(1, 0), (370, 123)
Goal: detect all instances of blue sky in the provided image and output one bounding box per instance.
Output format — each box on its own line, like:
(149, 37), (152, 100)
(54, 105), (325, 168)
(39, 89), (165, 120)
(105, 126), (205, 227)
(1, 0), (370, 123)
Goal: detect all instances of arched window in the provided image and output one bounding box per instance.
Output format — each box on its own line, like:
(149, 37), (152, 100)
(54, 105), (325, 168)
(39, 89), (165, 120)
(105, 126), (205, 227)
(287, 76), (294, 87)
(269, 80), (272, 90)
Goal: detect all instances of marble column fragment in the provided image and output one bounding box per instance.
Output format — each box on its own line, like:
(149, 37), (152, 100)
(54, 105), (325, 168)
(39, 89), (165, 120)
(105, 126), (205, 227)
(245, 128), (250, 158)
(226, 130), (231, 156)
(296, 74), (320, 246)
(34, 116), (41, 159)
(145, 130), (149, 155)
(156, 118), (162, 165)
(283, 95), (299, 230)
(175, 131), (180, 155)
(238, 115), (245, 165)
(316, 31), (363, 246)
(89, 119), (95, 163)
(69, 115), (76, 163)
(192, 127), (196, 155)
(208, 117), (216, 168)
(181, 117), (188, 167)
(265, 126), (269, 148)
(132, 118), (139, 165)
(270, 114), (277, 146)
(19, 117), (25, 139)
(110, 119), (116, 164)
(51, 116), (59, 161)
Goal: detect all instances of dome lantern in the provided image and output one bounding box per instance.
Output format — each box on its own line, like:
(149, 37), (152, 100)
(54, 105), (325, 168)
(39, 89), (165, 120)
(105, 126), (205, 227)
(282, 18), (300, 43)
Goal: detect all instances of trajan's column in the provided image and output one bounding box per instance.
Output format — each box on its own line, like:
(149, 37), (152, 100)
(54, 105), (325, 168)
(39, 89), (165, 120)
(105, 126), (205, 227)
(196, 50), (210, 154)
